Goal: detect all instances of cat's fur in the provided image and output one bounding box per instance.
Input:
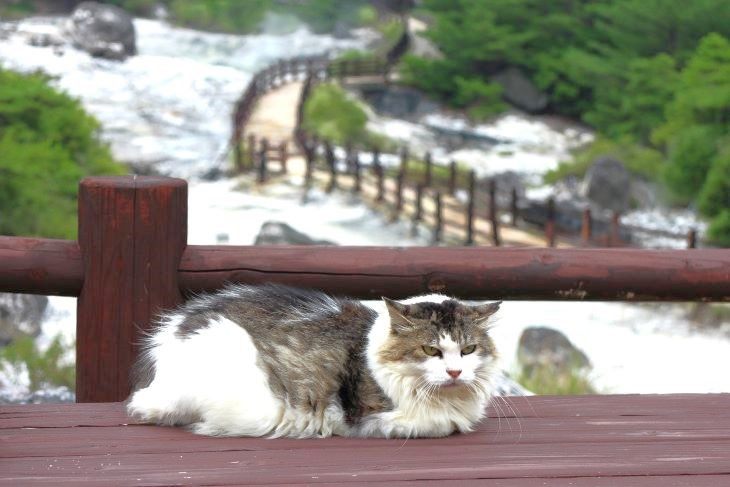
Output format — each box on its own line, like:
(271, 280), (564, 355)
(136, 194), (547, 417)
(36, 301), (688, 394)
(126, 283), (501, 438)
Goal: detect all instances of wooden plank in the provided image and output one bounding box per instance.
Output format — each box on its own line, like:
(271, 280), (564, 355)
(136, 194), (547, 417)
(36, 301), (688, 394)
(1, 395), (730, 485)
(76, 177), (187, 403)
(178, 247), (730, 301)
(0, 237), (82, 296)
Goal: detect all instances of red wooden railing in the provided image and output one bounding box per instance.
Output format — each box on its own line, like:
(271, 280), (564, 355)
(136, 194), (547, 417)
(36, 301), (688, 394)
(0, 176), (728, 403)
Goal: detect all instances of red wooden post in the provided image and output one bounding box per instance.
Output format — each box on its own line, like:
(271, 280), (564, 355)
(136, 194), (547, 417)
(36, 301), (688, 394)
(610, 211), (621, 247)
(510, 187), (518, 226)
(257, 138), (269, 184)
(489, 179), (501, 247)
(77, 176), (187, 402)
(304, 138), (315, 188)
(581, 208), (592, 244)
(465, 170), (475, 245)
(687, 228), (697, 249)
(448, 160), (457, 195)
(424, 151), (433, 187)
(279, 141), (288, 174)
(546, 197), (556, 248)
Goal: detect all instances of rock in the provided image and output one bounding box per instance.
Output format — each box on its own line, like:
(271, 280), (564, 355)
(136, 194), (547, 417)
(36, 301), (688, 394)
(581, 156), (632, 212)
(356, 85), (440, 119)
(0, 293), (48, 346)
(491, 67), (548, 114)
(67, 2), (136, 61)
(254, 221), (336, 246)
(517, 327), (591, 373)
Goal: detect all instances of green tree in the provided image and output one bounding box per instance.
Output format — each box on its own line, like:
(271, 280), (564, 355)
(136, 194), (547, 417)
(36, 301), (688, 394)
(303, 83), (367, 145)
(0, 68), (123, 238)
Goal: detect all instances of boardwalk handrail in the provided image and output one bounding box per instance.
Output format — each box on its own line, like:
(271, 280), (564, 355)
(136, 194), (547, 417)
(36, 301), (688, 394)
(0, 176), (729, 402)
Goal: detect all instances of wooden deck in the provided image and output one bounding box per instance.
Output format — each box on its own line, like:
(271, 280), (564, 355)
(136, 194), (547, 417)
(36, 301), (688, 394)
(2, 394), (729, 486)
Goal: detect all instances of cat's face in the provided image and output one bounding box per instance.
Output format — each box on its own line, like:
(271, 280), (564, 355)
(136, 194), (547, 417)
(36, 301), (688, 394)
(378, 298), (500, 392)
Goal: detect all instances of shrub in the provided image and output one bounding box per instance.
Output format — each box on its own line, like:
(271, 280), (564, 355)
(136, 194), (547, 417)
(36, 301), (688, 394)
(0, 68), (124, 238)
(0, 335), (75, 391)
(707, 209), (730, 247)
(303, 83), (368, 146)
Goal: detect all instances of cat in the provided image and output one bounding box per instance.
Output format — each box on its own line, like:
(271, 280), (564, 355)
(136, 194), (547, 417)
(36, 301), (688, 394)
(126, 283), (501, 438)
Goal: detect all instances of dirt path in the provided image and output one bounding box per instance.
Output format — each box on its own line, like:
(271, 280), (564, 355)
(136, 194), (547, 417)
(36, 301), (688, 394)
(244, 81), (303, 147)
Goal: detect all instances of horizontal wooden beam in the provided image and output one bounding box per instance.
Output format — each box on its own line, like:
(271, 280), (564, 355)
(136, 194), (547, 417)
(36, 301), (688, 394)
(2, 239), (729, 301)
(0, 237), (82, 296)
(179, 246), (730, 302)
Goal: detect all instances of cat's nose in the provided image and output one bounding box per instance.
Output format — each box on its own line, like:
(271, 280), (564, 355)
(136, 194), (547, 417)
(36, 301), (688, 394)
(447, 369), (462, 379)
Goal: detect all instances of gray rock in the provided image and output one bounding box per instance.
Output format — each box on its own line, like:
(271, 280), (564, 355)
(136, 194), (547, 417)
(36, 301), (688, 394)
(67, 2), (136, 61)
(356, 85), (439, 119)
(254, 221), (336, 246)
(517, 326), (590, 373)
(491, 67), (548, 114)
(0, 293), (48, 346)
(581, 156), (632, 212)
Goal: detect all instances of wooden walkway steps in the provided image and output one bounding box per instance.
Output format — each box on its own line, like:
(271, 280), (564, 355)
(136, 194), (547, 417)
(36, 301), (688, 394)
(2, 394), (730, 485)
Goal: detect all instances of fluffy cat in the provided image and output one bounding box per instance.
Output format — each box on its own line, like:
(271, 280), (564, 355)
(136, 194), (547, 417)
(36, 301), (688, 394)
(126, 283), (501, 438)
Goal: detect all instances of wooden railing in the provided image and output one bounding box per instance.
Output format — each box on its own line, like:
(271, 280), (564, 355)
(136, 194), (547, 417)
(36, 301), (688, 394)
(0, 177), (728, 403)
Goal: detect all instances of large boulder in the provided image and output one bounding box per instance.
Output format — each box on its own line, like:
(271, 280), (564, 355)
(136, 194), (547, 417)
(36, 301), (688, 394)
(517, 326), (590, 374)
(0, 293), (48, 346)
(491, 67), (548, 114)
(581, 156), (632, 212)
(67, 2), (136, 60)
(254, 221), (336, 246)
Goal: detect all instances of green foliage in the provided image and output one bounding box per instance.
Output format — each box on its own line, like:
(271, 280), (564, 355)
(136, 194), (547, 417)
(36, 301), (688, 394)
(166, 0), (272, 34)
(698, 150), (730, 218)
(281, 0), (370, 34)
(453, 76), (505, 121)
(544, 137), (664, 184)
(0, 335), (75, 391)
(0, 68), (123, 239)
(303, 83), (368, 146)
(707, 210), (730, 246)
(516, 363), (596, 395)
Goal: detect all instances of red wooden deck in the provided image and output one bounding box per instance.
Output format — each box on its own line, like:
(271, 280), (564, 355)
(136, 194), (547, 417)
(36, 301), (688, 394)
(2, 394), (729, 486)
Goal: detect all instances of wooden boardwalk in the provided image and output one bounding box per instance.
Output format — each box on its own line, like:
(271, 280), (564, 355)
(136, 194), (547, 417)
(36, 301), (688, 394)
(2, 394), (729, 486)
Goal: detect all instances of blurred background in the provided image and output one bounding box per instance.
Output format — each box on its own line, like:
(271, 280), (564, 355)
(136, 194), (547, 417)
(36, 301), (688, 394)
(0, 0), (728, 404)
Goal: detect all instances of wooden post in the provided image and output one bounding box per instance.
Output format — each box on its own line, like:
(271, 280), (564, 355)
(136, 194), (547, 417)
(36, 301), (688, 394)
(465, 170), (475, 245)
(581, 208), (592, 244)
(489, 179), (501, 247)
(304, 138), (315, 188)
(325, 141), (337, 193)
(279, 141), (288, 174)
(233, 128), (242, 173)
(510, 187), (518, 226)
(257, 138), (269, 184)
(546, 197), (556, 247)
(399, 146), (409, 183)
(433, 192), (443, 243)
(687, 228), (697, 249)
(374, 151), (384, 203)
(424, 151), (433, 187)
(395, 171), (404, 216)
(610, 211), (621, 247)
(77, 176), (187, 402)
(247, 134), (256, 171)
(353, 149), (361, 194)
(448, 160), (457, 195)
(411, 184), (423, 236)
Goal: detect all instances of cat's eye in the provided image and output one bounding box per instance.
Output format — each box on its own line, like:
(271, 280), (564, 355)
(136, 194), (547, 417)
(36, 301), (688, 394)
(422, 345), (441, 357)
(461, 345), (477, 355)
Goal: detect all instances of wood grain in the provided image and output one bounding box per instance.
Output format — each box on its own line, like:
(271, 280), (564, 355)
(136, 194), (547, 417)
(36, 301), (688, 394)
(1, 394), (728, 485)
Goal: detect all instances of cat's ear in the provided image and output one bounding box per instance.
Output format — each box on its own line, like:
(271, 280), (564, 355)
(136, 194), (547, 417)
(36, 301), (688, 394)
(382, 297), (416, 334)
(466, 301), (501, 329)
